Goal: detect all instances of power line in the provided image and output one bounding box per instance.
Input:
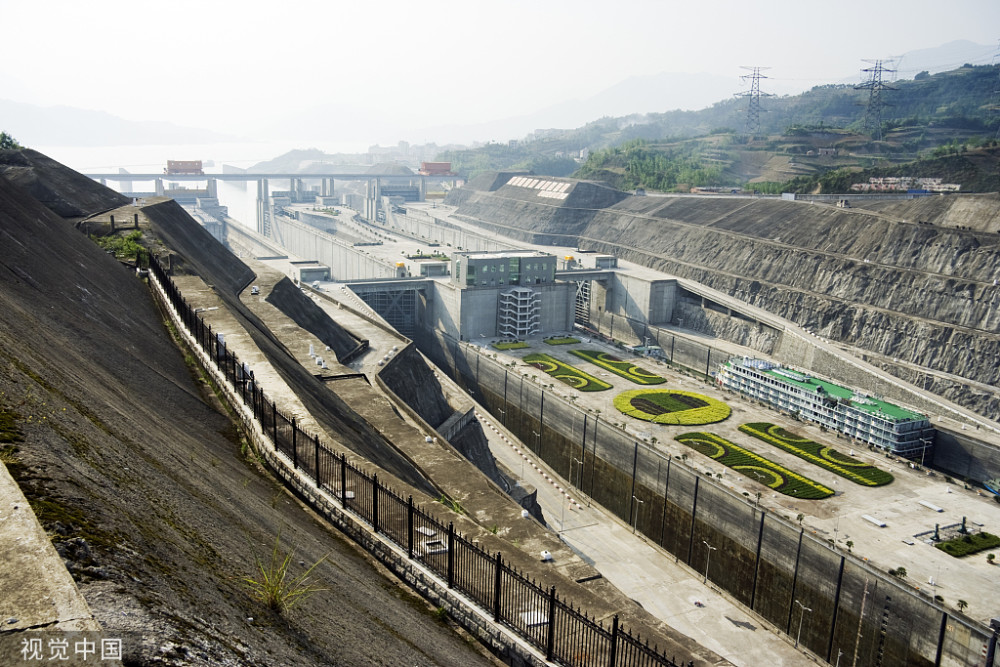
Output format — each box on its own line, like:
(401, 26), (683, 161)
(855, 59), (897, 142)
(736, 66), (772, 140)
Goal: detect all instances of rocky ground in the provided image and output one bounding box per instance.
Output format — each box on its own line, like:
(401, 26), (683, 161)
(0, 150), (499, 666)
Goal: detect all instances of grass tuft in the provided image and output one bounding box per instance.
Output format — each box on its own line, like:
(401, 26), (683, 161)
(242, 532), (327, 613)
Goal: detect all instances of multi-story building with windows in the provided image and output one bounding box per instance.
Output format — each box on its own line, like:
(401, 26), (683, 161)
(718, 357), (934, 458)
(430, 251), (572, 340)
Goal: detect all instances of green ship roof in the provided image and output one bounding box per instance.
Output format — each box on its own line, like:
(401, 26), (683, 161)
(729, 362), (926, 421)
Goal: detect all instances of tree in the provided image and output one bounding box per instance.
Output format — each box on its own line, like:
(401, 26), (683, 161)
(0, 131), (21, 150)
(956, 599), (968, 612)
(845, 540), (854, 553)
(987, 553), (995, 565)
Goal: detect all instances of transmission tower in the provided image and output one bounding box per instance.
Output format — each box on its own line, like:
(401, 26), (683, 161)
(856, 59), (896, 142)
(736, 66), (772, 140)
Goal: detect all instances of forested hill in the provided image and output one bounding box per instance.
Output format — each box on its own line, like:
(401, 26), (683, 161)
(438, 64), (1000, 191)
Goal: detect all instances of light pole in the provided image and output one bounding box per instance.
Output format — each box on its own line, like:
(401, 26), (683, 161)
(498, 408), (505, 427)
(632, 496), (644, 534)
(572, 456), (584, 497)
(702, 540), (716, 583)
(795, 600), (812, 648)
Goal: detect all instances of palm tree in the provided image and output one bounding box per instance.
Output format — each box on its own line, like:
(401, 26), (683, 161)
(957, 600), (968, 612)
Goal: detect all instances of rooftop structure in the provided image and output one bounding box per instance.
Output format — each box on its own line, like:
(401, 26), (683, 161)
(451, 250), (556, 288)
(719, 357), (933, 458)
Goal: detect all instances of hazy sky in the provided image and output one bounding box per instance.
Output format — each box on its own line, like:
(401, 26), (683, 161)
(3, 0), (998, 142)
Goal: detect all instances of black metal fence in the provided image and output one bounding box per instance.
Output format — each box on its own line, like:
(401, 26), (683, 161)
(149, 256), (686, 667)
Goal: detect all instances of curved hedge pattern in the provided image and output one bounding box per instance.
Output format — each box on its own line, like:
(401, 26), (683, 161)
(740, 423), (893, 487)
(569, 349), (665, 385)
(675, 432), (834, 500)
(522, 353), (612, 392)
(614, 389), (730, 425)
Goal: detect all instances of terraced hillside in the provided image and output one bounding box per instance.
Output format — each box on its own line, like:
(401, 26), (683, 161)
(445, 176), (1000, 419)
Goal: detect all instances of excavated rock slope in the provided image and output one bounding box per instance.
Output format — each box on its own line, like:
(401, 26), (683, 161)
(447, 179), (1000, 418)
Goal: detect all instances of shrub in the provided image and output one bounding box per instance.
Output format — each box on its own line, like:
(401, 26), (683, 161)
(543, 336), (580, 345)
(740, 423), (893, 486)
(522, 353), (612, 392)
(934, 532), (1000, 558)
(675, 432), (833, 500)
(570, 349), (665, 385)
(492, 341), (529, 350)
(616, 389), (730, 425)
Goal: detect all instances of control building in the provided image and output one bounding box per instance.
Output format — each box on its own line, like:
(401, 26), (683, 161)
(718, 357), (934, 457)
(430, 251), (573, 340)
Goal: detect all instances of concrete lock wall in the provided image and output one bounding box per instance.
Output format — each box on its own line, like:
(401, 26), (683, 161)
(270, 215), (397, 282)
(414, 326), (996, 667)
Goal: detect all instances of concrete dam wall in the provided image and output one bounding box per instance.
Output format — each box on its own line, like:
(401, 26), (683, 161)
(444, 180), (1000, 420)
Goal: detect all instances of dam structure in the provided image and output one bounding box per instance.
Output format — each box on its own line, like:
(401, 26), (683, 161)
(163, 166), (1000, 666)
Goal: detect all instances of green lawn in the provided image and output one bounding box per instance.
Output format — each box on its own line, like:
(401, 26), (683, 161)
(522, 353), (612, 392)
(740, 423), (893, 486)
(543, 336), (580, 346)
(492, 341), (529, 350)
(570, 349), (665, 385)
(675, 432), (834, 500)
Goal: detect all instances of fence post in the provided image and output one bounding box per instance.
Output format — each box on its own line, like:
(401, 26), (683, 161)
(493, 552), (502, 622)
(546, 586), (556, 661)
(447, 522), (455, 589)
(372, 473), (380, 534)
(291, 417), (298, 469)
(608, 614), (619, 667)
(314, 433), (320, 485)
(340, 453), (348, 506)
(272, 401), (278, 449)
(407, 496), (414, 559)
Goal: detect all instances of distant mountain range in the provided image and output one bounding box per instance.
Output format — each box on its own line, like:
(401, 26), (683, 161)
(2, 40), (994, 148)
(0, 99), (238, 147)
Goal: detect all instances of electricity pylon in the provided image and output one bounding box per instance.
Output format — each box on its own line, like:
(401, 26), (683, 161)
(856, 59), (896, 142)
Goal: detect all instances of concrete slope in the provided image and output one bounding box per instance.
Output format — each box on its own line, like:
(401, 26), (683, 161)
(0, 162), (491, 665)
(0, 148), (127, 219)
(141, 198), (437, 494)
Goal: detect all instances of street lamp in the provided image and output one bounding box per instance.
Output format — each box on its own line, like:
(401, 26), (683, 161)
(795, 600), (812, 648)
(631, 495), (644, 534)
(702, 540), (716, 583)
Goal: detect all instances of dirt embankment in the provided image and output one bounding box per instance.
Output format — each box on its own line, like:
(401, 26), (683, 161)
(0, 151), (496, 666)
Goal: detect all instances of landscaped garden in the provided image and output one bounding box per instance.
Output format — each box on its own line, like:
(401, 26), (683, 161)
(522, 353), (612, 392)
(614, 389), (730, 425)
(543, 336), (580, 346)
(740, 423), (894, 486)
(675, 432), (835, 499)
(492, 341), (530, 351)
(570, 349), (665, 385)
(934, 531), (1000, 558)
